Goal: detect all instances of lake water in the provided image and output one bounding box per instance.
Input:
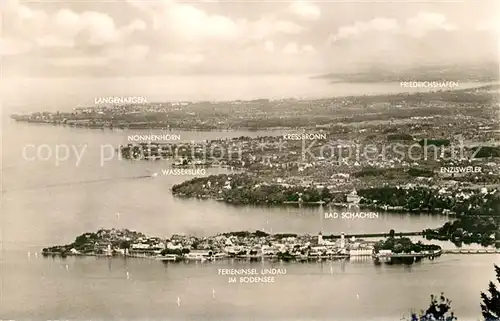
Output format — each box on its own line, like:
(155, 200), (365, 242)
(1, 253), (497, 321)
(1, 79), (498, 320)
(1, 120), (451, 249)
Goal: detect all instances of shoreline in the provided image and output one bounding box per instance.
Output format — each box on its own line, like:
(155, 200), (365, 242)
(172, 194), (460, 215)
(7, 119), (292, 132)
(10, 83), (498, 131)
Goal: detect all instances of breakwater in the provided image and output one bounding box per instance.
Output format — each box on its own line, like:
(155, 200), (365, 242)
(442, 249), (500, 254)
(326, 231), (423, 239)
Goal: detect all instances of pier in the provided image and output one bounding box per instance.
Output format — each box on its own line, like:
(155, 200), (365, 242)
(373, 250), (441, 260)
(327, 231), (423, 239)
(442, 249), (500, 254)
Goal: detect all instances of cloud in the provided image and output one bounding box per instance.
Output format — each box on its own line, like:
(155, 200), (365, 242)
(5, 0), (307, 67)
(164, 4), (240, 41)
(405, 12), (458, 37)
(155, 4), (305, 44)
(53, 9), (81, 38)
(272, 20), (305, 34)
(8, 7), (123, 49)
(72, 11), (119, 45)
(125, 0), (170, 13)
(46, 56), (109, 66)
(282, 42), (315, 54)
(17, 4), (48, 23)
(41, 44), (150, 68)
(0, 37), (32, 56)
(12, 6), (148, 51)
(288, 1), (321, 21)
(329, 12), (457, 43)
(2, 0), (496, 76)
(242, 18), (304, 43)
(6, 1), (48, 37)
(131, 1), (304, 44)
(330, 17), (398, 42)
(37, 35), (75, 48)
(264, 40), (275, 53)
(301, 44), (315, 53)
(283, 42), (299, 54)
(106, 44), (150, 61)
(159, 53), (206, 65)
(476, 16), (500, 33)
(123, 20), (147, 33)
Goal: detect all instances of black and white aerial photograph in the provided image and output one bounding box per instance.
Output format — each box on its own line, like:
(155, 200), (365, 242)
(1, 0), (499, 320)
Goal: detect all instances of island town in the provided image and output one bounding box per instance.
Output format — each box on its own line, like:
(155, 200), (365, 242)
(43, 228), (453, 265)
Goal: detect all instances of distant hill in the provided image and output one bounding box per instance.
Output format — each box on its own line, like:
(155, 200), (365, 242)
(313, 63), (499, 83)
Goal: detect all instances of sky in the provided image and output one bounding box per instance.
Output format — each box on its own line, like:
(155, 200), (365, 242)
(1, 0), (499, 77)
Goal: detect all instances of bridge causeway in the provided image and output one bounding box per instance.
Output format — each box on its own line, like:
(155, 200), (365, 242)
(442, 249), (499, 254)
